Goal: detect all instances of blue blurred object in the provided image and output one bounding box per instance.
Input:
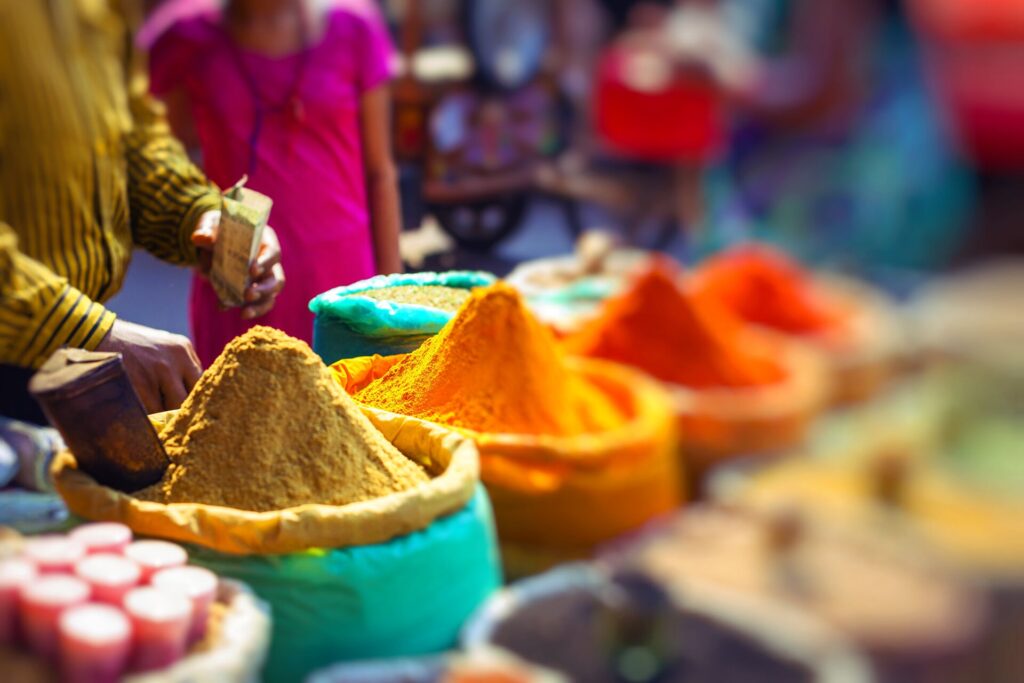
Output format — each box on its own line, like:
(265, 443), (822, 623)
(465, 0), (549, 91)
(0, 416), (62, 493)
(0, 441), (17, 488)
(0, 417), (69, 534)
(0, 490), (68, 534)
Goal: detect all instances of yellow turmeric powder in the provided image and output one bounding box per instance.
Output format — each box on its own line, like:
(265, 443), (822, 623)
(138, 326), (429, 512)
(354, 283), (627, 436)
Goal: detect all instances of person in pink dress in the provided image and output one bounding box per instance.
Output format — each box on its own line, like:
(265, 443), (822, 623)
(141, 0), (403, 366)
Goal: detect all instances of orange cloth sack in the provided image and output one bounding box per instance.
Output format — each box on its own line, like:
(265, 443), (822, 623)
(562, 258), (828, 484)
(332, 284), (682, 576)
(693, 244), (902, 403)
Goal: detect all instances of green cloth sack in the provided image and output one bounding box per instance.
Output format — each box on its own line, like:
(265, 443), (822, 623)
(186, 487), (501, 683)
(309, 272), (495, 364)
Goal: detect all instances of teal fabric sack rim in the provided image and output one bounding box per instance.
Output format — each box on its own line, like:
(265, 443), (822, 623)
(308, 271), (496, 336)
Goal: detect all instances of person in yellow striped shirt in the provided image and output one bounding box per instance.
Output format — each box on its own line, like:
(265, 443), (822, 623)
(0, 1), (285, 423)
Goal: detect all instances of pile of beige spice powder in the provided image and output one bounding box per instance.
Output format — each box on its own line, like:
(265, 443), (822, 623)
(136, 326), (429, 512)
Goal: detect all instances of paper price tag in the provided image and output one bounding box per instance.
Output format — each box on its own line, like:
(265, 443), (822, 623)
(210, 178), (273, 308)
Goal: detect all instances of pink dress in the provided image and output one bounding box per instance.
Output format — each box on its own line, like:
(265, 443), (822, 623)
(143, 0), (394, 366)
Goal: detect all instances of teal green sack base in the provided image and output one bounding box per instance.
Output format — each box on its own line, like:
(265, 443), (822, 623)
(186, 487), (502, 683)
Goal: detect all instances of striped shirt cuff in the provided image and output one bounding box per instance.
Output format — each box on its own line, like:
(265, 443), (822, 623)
(15, 284), (116, 368)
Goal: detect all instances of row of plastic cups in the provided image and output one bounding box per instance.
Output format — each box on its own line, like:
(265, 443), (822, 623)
(0, 524), (216, 681)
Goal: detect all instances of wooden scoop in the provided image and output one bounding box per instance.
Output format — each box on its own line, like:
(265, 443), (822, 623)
(28, 348), (169, 493)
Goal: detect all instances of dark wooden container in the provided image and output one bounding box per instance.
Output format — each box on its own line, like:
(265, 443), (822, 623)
(28, 348), (168, 492)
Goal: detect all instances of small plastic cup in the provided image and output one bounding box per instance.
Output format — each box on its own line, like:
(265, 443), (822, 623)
(123, 541), (187, 582)
(19, 574), (91, 660)
(0, 558), (37, 645)
(70, 523), (133, 555)
(23, 535), (86, 574)
(123, 587), (192, 672)
(75, 553), (142, 606)
(59, 603), (132, 683)
(152, 566), (218, 644)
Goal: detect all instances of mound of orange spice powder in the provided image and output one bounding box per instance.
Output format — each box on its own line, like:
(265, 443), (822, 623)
(562, 258), (784, 389)
(693, 245), (850, 338)
(354, 283), (627, 436)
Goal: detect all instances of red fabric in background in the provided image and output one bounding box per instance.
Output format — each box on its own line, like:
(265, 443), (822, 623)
(593, 44), (724, 163)
(910, 0), (1024, 169)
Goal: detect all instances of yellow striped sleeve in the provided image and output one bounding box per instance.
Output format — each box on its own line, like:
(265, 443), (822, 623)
(124, 41), (220, 267)
(124, 94), (221, 266)
(0, 224), (116, 368)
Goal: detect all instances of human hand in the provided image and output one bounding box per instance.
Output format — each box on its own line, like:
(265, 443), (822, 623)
(96, 319), (202, 414)
(243, 225), (285, 319)
(191, 210), (286, 319)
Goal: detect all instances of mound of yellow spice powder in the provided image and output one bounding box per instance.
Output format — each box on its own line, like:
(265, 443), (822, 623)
(138, 327), (429, 512)
(354, 283), (628, 436)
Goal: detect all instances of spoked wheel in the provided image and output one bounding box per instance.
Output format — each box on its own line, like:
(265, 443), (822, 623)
(430, 194), (530, 251)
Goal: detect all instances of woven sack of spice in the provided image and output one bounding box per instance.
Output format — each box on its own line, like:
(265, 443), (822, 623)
(186, 487), (501, 683)
(52, 407), (479, 554)
(52, 409), (502, 683)
(812, 275), (903, 404)
(309, 271), (495, 364)
(690, 247), (905, 405)
(559, 258), (832, 495)
(332, 352), (682, 578)
(667, 334), (829, 483)
(461, 564), (874, 683)
(505, 237), (651, 335)
(740, 452), (1024, 681)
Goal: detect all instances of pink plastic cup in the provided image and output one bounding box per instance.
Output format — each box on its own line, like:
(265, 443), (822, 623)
(0, 558), (37, 645)
(19, 574), (91, 660)
(23, 535), (86, 574)
(123, 541), (187, 583)
(75, 553), (142, 606)
(151, 566), (218, 644)
(70, 523), (133, 555)
(123, 587), (192, 672)
(58, 603), (133, 683)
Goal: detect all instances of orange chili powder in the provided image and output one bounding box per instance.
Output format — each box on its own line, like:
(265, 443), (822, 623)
(562, 257), (784, 389)
(354, 282), (627, 436)
(693, 245), (849, 336)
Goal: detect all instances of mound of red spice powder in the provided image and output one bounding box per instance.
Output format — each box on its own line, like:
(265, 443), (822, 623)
(693, 245), (850, 337)
(562, 258), (784, 389)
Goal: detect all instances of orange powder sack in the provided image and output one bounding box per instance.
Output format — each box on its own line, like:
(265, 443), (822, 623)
(693, 245), (849, 336)
(562, 258), (784, 389)
(354, 283), (627, 436)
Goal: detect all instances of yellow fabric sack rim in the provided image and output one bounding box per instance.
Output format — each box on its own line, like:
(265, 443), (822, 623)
(51, 409), (480, 556)
(331, 354), (678, 470)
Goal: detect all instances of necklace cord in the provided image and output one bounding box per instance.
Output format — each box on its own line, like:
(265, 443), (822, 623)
(225, 8), (312, 176)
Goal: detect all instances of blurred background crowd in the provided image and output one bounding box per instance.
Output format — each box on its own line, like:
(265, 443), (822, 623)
(106, 0), (1024, 339)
